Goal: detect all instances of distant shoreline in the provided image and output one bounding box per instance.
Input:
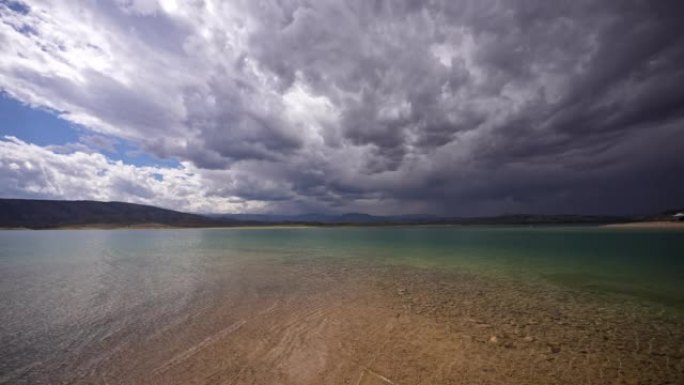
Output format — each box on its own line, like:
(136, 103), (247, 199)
(602, 221), (684, 229)
(0, 223), (319, 230)
(7, 198), (681, 230)
(3, 222), (673, 230)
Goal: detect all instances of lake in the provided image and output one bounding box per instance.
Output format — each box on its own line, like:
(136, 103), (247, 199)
(1, 226), (683, 384)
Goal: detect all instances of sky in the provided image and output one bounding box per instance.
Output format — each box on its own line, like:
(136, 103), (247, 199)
(0, 0), (683, 216)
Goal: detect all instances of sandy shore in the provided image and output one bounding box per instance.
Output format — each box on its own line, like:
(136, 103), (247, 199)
(22, 258), (681, 385)
(604, 221), (684, 229)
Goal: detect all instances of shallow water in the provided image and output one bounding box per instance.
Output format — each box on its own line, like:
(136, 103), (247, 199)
(1, 226), (683, 384)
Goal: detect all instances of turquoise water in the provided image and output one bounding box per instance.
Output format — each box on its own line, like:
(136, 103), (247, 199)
(234, 225), (684, 305)
(2, 226), (684, 305)
(190, 226), (681, 306)
(1, 226), (683, 383)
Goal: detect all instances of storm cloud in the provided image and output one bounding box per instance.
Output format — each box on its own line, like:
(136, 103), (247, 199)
(1, 0), (683, 215)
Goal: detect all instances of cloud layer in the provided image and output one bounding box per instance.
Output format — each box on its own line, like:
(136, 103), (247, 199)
(1, 0), (683, 215)
(0, 136), (265, 213)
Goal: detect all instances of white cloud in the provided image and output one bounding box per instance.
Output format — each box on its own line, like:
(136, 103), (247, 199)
(0, 136), (264, 213)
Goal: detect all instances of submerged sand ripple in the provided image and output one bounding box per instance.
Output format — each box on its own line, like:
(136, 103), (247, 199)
(11, 259), (684, 385)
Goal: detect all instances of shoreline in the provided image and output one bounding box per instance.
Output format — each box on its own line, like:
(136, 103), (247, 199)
(0, 222), (636, 231)
(603, 221), (684, 229)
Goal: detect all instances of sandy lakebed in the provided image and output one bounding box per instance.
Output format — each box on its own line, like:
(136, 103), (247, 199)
(5, 261), (681, 385)
(1, 227), (683, 385)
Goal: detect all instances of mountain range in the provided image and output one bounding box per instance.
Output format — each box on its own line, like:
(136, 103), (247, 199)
(0, 198), (655, 229)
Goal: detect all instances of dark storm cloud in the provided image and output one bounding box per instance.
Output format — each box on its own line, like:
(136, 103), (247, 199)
(235, 0), (684, 214)
(1, 0), (683, 214)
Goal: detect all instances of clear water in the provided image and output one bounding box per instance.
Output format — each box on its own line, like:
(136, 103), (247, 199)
(1, 226), (683, 382)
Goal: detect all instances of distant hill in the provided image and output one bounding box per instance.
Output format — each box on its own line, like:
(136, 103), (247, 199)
(0, 199), (229, 229)
(208, 212), (441, 224)
(1, 198), (640, 229)
(212, 212), (627, 226)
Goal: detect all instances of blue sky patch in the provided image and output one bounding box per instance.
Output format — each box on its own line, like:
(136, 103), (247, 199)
(0, 93), (179, 168)
(0, 0), (30, 15)
(0, 93), (80, 145)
